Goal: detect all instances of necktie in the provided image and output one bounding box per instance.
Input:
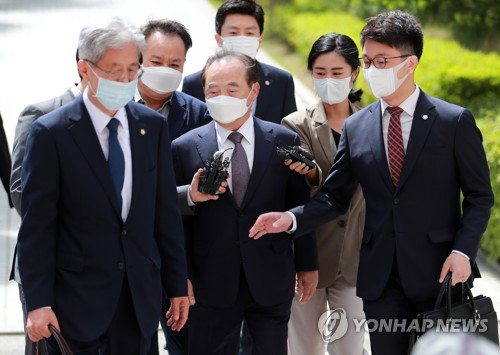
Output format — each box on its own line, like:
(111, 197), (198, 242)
(228, 132), (250, 207)
(387, 106), (405, 187)
(107, 118), (125, 209)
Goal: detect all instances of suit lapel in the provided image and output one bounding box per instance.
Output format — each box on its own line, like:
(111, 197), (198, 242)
(255, 62), (271, 116)
(67, 97), (121, 216)
(366, 102), (394, 191)
(310, 103), (337, 164)
(168, 92), (187, 139)
(195, 121), (219, 165)
(397, 92), (436, 191)
(125, 106), (150, 222)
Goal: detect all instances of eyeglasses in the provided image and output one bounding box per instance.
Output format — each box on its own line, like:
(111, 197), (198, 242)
(85, 60), (142, 81)
(360, 55), (411, 69)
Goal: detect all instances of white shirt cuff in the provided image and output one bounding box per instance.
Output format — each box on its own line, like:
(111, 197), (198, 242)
(285, 211), (297, 234)
(452, 250), (470, 260)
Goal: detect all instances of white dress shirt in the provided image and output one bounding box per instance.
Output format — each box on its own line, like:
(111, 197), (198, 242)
(83, 89), (132, 221)
(380, 85), (420, 159)
(215, 116), (255, 193)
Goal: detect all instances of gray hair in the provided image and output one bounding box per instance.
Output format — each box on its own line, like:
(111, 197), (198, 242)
(78, 17), (145, 63)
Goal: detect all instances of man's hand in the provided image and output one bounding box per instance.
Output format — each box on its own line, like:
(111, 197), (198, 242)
(26, 308), (59, 342)
(188, 279), (196, 306)
(166, 296), (190, 331)
(439, 252), (471, 286)
(189, 168), (228, 203)
(296, 271), (318, 304)
(249, 212), (293, 239)
(285, 159), (312, 175)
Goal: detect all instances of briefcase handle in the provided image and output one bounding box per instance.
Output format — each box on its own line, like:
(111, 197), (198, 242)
(32, 324), (73, 355)
(434, 273), (481, 323)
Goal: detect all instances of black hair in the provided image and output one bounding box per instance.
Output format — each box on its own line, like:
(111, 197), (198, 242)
(215, 0), (264, 35)
(141, 19), (193, 53)
(308, 33), (363, 102)
(360, 10), (423, 60)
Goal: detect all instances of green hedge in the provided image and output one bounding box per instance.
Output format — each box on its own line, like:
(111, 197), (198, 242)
(268, 6), (500, 118)
(478, 119), (500, 262)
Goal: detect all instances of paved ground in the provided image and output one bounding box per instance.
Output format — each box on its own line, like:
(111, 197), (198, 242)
(0, 0), (498, 353)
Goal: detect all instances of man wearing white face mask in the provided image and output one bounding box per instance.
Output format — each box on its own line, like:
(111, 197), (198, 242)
(137, 19), (212, 355)
(171, 51), (318, 355)
(17, 17), (190, 354)
(137, 19), (210, 142)
(249, 10), (493, 355)
(182, 0), (297, 125)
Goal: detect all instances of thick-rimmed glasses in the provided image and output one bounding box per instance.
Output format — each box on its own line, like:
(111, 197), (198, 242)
(361, 55), (411, 69)
(85, 60), (142, 81)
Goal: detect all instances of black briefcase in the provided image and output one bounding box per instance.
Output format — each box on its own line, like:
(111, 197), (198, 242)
(32, 325), (73, 355)
(408, 273), (499, 354)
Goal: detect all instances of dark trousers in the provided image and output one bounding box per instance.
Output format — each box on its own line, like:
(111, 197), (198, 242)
(46, 277), (150, 355)
(188, 269), (291, 355)
(362, 258), (462, 355)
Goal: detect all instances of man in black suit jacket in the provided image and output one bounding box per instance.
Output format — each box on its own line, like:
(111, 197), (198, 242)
(136, 19), (211, 355)
(182, 0), (297, 124)
(250, 11), (494, 355)
(9, 50), (86, 355)
(17, 17), (189, 354)
(172, 51), (318, 355)
(0, 111), (12, 207)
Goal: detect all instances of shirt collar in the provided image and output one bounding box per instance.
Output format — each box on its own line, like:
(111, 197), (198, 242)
(135, 89), (173, 111)
(380, 84), (421, 117)
(83, 88), (127, 134)
(215, 115), (255, 146)
(70, 83), (82, 97)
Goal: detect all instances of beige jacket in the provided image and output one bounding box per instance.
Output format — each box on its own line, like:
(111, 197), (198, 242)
(282, 100), (365, 288)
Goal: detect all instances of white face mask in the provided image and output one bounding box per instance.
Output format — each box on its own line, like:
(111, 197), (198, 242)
(206, 86), (253, 124)
(140, 66), (183, 94)
(363, 57), (410, 98)
(312, 76), (352, 105)
(222, 36), (260, 58)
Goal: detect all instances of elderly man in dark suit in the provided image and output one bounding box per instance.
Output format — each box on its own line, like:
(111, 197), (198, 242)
(172, 51), (318, 355)
(9, 50), (86, 355)
(17, 17), (189, 354)
(182, 0), (297, 124)
(250, 10), (494, 355)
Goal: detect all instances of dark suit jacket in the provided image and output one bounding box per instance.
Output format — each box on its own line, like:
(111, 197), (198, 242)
(10, 87), (77, 214)
(167, 91), (210, 140)
(181, 61), (297, 124)
(171, 118), (317, 308)
(291, 91), (494, 302)
(0, 112), (12, 207)
(17, 96), (187, 342)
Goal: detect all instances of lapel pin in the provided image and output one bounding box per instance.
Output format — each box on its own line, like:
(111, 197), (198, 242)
(422, 115), (428, 120)
(265, 80), (270, 86)
(140, 129), (146, 136)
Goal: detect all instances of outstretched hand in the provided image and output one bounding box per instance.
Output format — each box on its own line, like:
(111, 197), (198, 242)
(249, 212), (293, 239)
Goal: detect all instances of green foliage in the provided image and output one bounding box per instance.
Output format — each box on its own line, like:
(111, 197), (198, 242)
(477, 119), (500, 262)
(268, 4), (500, 115)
